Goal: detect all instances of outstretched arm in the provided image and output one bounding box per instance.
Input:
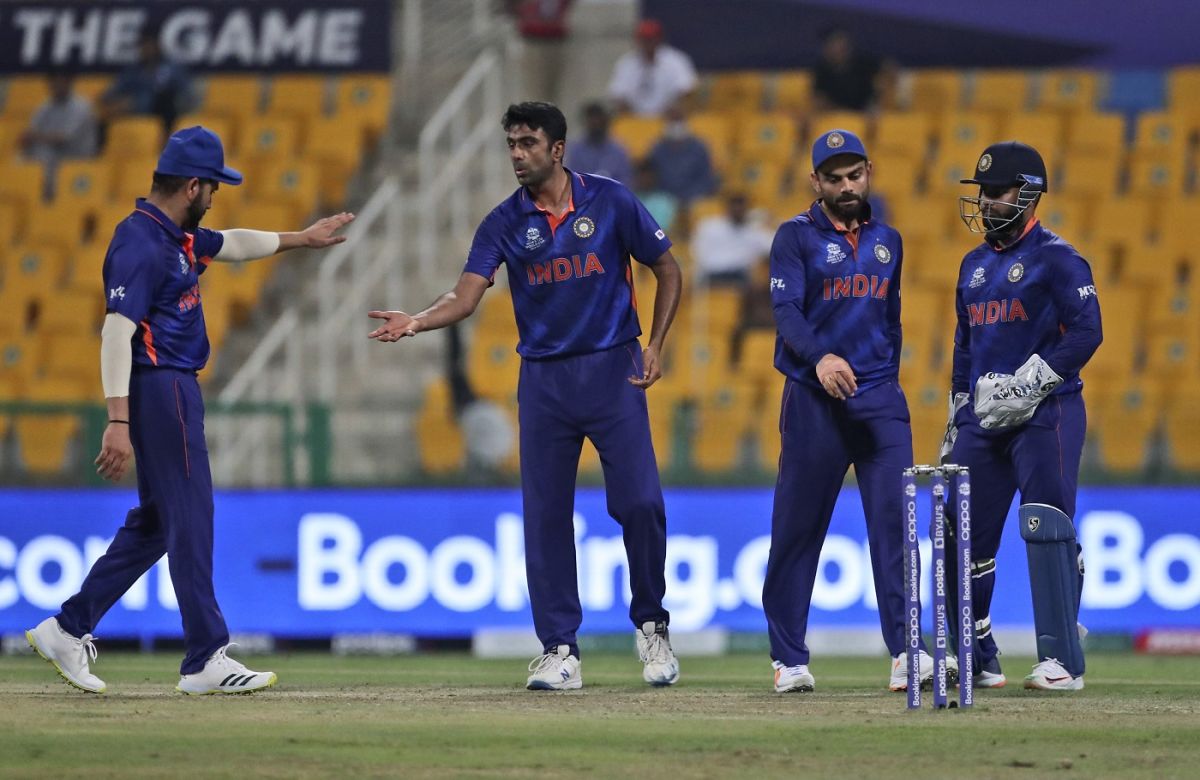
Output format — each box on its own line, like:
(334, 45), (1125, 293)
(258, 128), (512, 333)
(368, 272), (491, 342)
(215, 212), (355, 262)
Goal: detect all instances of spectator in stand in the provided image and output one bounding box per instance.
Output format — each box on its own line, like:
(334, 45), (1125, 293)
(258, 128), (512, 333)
(812, 27), (882, 113)
(20, 74), (98, 200)
(508, 0), (574, 102)
(100, 33), (198, 135)
(633, 160), (678, 236)
(690, 191), (774, 288)
(645, 104), (718, 204)
(607, 19), (698, 117)
(567, 102), (633, 185)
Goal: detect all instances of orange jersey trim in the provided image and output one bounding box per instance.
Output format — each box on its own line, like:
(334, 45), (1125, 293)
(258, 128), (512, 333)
(140, 318), (158, 365)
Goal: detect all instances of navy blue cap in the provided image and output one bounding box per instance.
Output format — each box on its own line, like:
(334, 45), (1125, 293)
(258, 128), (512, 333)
(812, 129), (868, 171)
(960, 141), (1048, 193)
(155, 126), (243, 185)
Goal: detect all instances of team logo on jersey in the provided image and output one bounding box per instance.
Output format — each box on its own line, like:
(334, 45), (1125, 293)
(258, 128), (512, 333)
(178, 251), (189, 274)
(969, 267), (986, 288)
(525, 227), (545, 250)
(977, 153), (993, 172)
(827, 132), (845, 149)
(572, 216), (596, 239)
(1007, 262), (1025, 282)
(873, 244), (892, 264)
(825, 242), (847, 264)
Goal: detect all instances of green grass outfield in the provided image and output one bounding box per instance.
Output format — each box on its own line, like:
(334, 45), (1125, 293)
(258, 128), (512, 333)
(2, 651), (1198, 779)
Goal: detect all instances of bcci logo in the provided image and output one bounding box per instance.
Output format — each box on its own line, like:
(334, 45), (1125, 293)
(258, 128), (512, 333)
(873, 244), (891, 264)
(1007, 262), (1024, 283)
(1028, 515), (1040, 533)
(978, 154), (993, 172)
(572, 216), (596, 239)
(827, 132), (845, 149)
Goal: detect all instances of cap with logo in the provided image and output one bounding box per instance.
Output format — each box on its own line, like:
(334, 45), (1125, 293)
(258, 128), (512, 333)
(812, 129), (868, 172)
(960, 140), (1047, 193)
(155, 126), (243, 185)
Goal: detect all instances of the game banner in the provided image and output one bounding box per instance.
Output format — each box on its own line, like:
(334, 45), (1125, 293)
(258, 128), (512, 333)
(2, 487), (1198, 640)
(0, 1), (391, 73)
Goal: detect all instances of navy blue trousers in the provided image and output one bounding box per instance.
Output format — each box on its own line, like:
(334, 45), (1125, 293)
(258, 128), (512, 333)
(950, 391), (1086, 672)
(58, 368), (228, 674)
(518, 341), (669, 658)
(763, 379), (914, 666)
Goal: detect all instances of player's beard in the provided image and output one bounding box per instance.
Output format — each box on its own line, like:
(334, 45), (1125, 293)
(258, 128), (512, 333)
(825, 192), (866, 224)
(181, 192), (207, 231)
(983, 202), (1024, 245)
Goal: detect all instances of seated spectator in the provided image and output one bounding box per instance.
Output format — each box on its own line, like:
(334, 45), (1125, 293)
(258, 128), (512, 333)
(100, 33), (197, 135)
(506, 0), (573, 101)
(567, 102), (633, 185)
(812, 27), (881, 112)
(607, 19), (697, 116)
(20, 74), (98, 199)
(690, 192), (774, 288)
(645, 104), (718, 203)
(633, 160), (678, 235)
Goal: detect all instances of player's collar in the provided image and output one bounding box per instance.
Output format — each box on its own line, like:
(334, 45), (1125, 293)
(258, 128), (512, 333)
(134, 198), (187, 243)
(808, 199), (872, 233)
(989, 216), (1041, 252)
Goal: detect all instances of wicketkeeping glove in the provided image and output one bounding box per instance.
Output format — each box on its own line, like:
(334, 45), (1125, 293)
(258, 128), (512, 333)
(939, 391), (969, 463)
(973, 353), (1063, 430)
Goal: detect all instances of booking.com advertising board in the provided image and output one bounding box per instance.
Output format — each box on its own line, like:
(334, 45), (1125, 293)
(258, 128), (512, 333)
(1, 488), (1198, 638)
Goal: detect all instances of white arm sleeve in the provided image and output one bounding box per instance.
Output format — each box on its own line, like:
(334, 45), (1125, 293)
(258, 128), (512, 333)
(100, 312), (137, 398)
(216, 229), (282, 262)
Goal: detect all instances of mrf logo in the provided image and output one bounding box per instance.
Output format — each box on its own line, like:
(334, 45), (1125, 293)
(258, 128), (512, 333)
(1078, 284), (1097, 300)
(968, 298), (1028, 327)
(526, 253), (605, 286)
(823, 274), (889, 301)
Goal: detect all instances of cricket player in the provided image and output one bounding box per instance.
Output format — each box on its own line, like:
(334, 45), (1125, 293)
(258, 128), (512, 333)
(943, 141), (1102, 690)
(762, 130), (942, 692)
(25, 126), (353, 694)
(367, 102), (684, 690)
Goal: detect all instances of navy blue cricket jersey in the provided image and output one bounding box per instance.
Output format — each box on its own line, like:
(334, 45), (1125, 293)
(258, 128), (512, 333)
(102, 199), (224, 371)
(952, 219), (1102, 398)
(463, 170), (671, 359)
(768, 201), (904, 391)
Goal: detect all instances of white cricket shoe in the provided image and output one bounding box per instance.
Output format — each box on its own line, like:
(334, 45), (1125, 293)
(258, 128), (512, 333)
(636, 621), (680, 686)
(772, 660), (815, 693)
(974, 655), (1007, 688)
(176, 644), (277, 695)
(526, 645), (582, 690)
(888, 650), (959, 691)
(25, 617), (106, 694)
(1024, 658), (1084, 691)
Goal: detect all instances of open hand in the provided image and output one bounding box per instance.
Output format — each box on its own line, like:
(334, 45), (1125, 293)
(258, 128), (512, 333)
(301, 212), (355, 248)
(368, 310), (421, 342)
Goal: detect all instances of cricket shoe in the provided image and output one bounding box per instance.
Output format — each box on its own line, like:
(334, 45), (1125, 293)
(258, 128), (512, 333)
(177, 644), (277, 695)
(25, 617), (106, 694)
(974, 655), (1007, 688)
(636, 621), (680, 686)
(888, 650), (959, 691)
(526, 645), (582, 690)
(1023, 658), (1084, 691)
(772, 661), (815, 693)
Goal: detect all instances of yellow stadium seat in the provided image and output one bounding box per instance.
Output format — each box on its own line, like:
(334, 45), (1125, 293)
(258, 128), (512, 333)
(1002, 113), (1065, 167)
(1144, 330), (1197, 379)
(15, 376), (90, 475)
(0, 117), (26, 158)
(468, 336), (521, 402)
(230, 202), (294, 232)
(1127, 152), (1186, 197)
(0, 160), (44, 220)
(25, 203), (87, 251)
(1064, 112), (1126, 157)
(1133, 112), (1189, 155)
(736, 329), (780, 390)
(701, 71), (764, 112)
(693, 380), (756, 472)
(1084, 285), (1142, 377)
(737, 113), (798, 163)
(1167, 66), (1200, 110)
(106, 117), (163, 159)
(692, 286), (743, 333)
(766, 71), (812, 113)
(874, 112), (934, 160)
(611, 115), (664, 161)
(1164, 385), (1200, 471)
(266, 75), (331, 120)
(2, 77), (49, 117)
(334, 75), (391, 140)
(1089, 198), (1152, 255)
(754, 372), (786, 470)
(937, 113), (1002, 159)
(1058, 151), (1121, 198)
(36, 286), (103, 333)
(38, 333), (99, 390)
(200, 76), (265, 118)
(734, 161), (786, 204)
(644, 387), (680, 470)
(966, 70), (1033, 112)
(907, 69), (963, 114)
(686, 113), (736, 174)
(0, 287), (33, 338)
(247, 160), (320, 221)
(88, 203), (137, 245)
(1037, 70), (1101, 113)
(926, 156), (976, 197)
(808, 111), (870, 145)
(1038, 196), (1089, 238)
(870, 153), (921, 200)
(3, 244), (68, 299)
(1087, 380), (1161, 475)
(239, 116), (302, 161)
(306, 114), (369, 208)
(671, 333), (733, 393)
(110, 156), (155, 202)
(52, 160), (110, 216)
(72, 76), (110, 103)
